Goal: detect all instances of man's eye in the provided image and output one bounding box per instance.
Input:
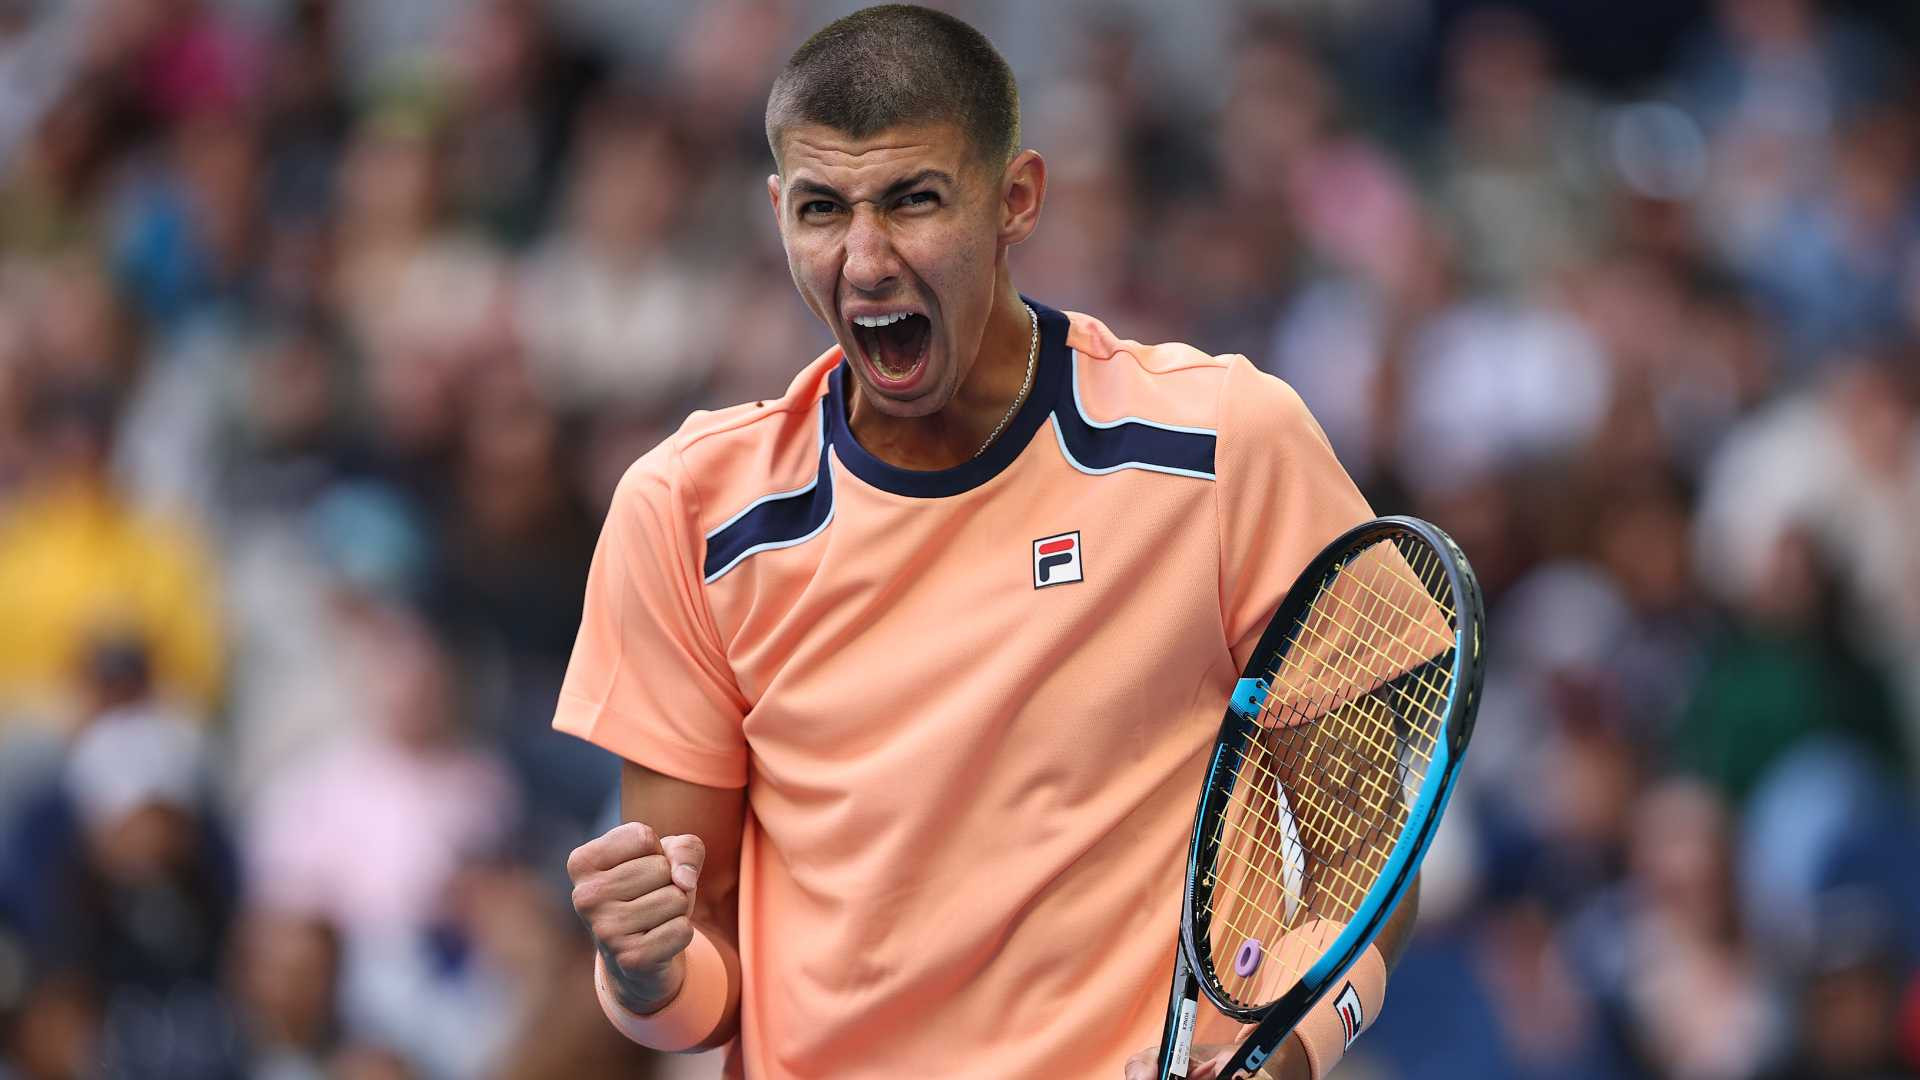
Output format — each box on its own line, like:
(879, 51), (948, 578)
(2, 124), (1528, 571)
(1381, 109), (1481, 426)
(801, 200), (839, 216)
(898, 191), (938, 209)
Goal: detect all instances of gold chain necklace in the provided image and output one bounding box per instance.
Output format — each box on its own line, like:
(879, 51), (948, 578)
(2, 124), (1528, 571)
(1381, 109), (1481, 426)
(974, 303), (1039, 458)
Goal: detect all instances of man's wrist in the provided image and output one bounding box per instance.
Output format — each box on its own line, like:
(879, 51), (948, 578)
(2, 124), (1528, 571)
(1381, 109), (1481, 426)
(1275, 1034), (1314, 1080)
(593, 929), (732, 1052)
(603, 949), (685, 1015)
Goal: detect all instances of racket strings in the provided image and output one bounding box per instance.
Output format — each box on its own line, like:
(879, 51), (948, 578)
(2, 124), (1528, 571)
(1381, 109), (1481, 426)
(1322, 544), (1457, 723)
(1216, 720), (1387, 899)
(1201, 534), (1456, 1009)
(1211, 707), (1398, 958)
(1273, 586), (1449, 763)
(1284, 544), (1455, 746)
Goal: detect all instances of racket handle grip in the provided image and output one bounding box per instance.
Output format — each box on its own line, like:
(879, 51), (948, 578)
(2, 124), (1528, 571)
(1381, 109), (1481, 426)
(1157, 948), (1200, 1079)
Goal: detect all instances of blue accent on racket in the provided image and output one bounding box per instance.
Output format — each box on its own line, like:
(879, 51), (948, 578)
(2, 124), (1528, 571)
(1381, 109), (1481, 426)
(1228, 677), (1269, 720)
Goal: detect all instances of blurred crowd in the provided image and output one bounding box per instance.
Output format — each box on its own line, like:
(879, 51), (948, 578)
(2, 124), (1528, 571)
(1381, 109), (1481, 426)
(0, 0), (1917, 1077)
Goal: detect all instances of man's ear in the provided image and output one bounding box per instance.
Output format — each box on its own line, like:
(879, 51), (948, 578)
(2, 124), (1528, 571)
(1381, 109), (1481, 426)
(767, 173), (783, 225)
(998, 149), (1046, 247)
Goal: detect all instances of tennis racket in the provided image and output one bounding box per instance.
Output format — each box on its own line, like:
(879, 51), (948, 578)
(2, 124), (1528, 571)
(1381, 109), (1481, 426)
(1155, 515), (1485, 1079)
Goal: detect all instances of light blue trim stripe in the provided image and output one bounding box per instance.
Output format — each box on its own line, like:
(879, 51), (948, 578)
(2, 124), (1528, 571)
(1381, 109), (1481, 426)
(700, 449), (839, 585)
(1050, 416), (1217, 481)
(1068, 349), (1219, 436)
(702, 417), (827, 542)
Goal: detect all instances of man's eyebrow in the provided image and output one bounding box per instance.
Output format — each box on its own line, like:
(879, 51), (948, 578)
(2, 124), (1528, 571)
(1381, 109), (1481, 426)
(787, 177), (845, 201)
(880, 170), (955, 200)
(786, 169), (956, 203)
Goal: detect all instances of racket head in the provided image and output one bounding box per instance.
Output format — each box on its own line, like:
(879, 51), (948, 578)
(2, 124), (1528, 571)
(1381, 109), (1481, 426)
(1178, 515), (1484, 1025)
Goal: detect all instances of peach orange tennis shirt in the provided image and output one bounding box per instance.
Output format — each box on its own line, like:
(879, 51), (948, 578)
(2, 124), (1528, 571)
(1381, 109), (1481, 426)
(555, 302), (1371, 1077)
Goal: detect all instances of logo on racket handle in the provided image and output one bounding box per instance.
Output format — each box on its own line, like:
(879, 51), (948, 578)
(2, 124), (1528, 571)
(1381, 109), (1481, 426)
(1031, 531), (1083, 588)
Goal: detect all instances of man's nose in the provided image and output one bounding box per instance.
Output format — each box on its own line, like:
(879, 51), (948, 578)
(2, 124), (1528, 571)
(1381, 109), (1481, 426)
(843, 206), (901, 293)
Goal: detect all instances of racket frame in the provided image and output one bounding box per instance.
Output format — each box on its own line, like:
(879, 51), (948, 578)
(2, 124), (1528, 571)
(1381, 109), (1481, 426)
(1156, 515), (1484, 1079)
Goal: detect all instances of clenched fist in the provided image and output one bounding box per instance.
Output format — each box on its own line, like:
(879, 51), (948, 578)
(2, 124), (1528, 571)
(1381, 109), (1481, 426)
(566, 821), (707, 1014)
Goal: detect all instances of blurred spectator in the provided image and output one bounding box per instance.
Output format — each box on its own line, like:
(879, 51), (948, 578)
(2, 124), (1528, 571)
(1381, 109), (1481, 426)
(227, 909), (343, 1080)
(516, 92), (722, 417)
(1675, 526), (1908, 803)
(1565, 779), (1783, 1079)
(0, 644), (243, 1079)
(352, 233), (515, 504)
(0, 364), (223, 729)
(434, 364), (606, 832)
(1393, 288), (1612, 496)
(1759, 890), (1916, 1080)
(1218, 16), (1427, 288)
(665, 0), (795, 162)
(109, 105), (263, 331)
(1743, 104), (1920, 363)
(243, 608), (521, 1075)
(1740, 739), (1920, 973)
(1675, 0), (1901, 137)
(1678, 0), (1909, 334)
(1695, 360), (1920, 776)
(1267, 216), (1455, 490)
(328, 101), (441, 290)
(436, 0), (610, 247)
(243, 606), (518, 939)
(0, 77), (119, 257)
(96, 0), (260, 126)
(0, 0), (81, 164)
(350, 856), (659, 1079)
(1433, 7), (1609, 294)
(2, 971), (97, 1080)
(220, 480), (431, 811)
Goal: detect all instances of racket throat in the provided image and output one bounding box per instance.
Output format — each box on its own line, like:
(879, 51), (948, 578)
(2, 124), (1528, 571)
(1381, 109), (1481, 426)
(1229, 677), (1270, 721)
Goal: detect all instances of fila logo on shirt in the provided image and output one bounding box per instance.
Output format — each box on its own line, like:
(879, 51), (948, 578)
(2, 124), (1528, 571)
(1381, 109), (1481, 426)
(1334, 982), (1365, 1048)
(1032, 531), (1084, 588)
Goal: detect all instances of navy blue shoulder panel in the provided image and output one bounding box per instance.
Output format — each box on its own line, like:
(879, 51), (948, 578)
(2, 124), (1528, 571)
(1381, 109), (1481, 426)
(700, 398), (836, 584)
(1050, 357), (1217, 480)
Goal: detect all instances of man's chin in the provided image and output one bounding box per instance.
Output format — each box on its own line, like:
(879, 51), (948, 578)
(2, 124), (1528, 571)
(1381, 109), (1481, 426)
(850, 379), (947, 419)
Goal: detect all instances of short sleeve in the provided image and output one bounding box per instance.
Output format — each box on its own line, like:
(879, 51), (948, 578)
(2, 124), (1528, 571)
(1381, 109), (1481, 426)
(553, 441), (749, 788)
(1217, 357), (1373, 672)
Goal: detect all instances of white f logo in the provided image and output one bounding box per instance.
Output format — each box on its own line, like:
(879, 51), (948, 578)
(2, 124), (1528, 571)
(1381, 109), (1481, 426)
(1032, 531), (1084, 588)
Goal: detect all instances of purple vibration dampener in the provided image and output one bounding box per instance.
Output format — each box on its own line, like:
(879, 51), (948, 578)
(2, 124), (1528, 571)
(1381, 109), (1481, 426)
(1234, 938), (1262, 978)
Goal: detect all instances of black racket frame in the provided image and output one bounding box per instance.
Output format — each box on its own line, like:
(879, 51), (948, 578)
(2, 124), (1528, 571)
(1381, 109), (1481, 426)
(1154, 515), (1485, 1079)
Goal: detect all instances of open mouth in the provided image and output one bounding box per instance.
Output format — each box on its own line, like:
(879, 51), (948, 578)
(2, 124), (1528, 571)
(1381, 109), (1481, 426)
(850, 312), (932, 387)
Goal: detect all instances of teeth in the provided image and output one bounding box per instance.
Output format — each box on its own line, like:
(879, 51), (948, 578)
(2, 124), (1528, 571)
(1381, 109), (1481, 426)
(853, 312), (915, 328)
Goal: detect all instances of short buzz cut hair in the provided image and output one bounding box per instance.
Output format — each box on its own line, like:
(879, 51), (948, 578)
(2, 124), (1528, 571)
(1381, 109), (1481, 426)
(765, 4), (1021, 171)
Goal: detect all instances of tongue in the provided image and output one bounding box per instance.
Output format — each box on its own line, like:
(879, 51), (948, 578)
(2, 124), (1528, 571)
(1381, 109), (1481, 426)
(873, 315), (929, 377)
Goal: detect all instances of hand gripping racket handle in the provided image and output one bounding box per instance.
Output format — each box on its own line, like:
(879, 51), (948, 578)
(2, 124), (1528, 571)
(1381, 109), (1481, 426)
(1156, 942), (1199, 1078)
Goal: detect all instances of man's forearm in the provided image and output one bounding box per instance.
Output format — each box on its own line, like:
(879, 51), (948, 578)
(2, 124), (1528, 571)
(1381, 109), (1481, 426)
(1375, 873), (1419, 971)
(684, 911), (744, 1052)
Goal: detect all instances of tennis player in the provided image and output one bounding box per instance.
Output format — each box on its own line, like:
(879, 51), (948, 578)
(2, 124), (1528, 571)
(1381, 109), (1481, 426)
(557, 6), (1418, 1077)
